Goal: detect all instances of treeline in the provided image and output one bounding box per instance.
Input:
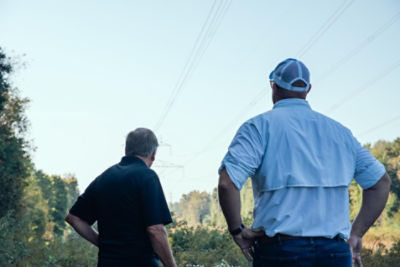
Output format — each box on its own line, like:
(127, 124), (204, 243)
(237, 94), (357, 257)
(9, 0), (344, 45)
(0, 172), (97, 266)
(0, 48), (97, 266)
(170, 179), (254, 228)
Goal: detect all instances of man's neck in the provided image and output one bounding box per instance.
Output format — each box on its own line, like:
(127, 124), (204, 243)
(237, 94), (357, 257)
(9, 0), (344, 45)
(135, 155), (152, 167)
(273, 96), (306, 104)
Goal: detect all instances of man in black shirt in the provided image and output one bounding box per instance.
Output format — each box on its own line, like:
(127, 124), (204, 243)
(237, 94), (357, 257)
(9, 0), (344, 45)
(65, 128), (176, 267)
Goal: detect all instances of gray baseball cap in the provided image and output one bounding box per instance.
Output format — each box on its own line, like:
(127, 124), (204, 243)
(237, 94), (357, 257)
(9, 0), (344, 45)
(269, 58), (310, 92)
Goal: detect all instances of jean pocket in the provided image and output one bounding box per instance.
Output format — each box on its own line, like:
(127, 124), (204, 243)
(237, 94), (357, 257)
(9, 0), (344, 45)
(329, 252), (352, 258)
(318, 252), (352, 267)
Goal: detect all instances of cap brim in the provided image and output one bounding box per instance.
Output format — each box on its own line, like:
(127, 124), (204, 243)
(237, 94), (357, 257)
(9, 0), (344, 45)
(269, 71), (274, 80)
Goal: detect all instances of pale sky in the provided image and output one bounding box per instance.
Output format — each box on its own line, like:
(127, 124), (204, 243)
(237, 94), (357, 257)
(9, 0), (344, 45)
(1, 0), (400, 202)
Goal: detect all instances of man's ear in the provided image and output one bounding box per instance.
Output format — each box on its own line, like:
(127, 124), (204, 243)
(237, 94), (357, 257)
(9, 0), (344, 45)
(272, 82), (278, 92)
(150, 150), (156, 162)
(307, 84), (312, 94)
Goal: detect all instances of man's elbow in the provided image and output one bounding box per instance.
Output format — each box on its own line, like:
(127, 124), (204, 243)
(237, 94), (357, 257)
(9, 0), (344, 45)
(218, 169), (235, 191)
(218, 182), (233, 195)
(65, 213), (77, 226)
(147, 224), (166, 238)
(218, 181), (230, 196)
(368, 172), (391, 192)
(382, 172), (392, 189)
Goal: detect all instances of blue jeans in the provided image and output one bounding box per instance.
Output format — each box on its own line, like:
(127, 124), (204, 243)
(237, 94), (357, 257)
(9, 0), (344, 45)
(253, 236), (352, 267)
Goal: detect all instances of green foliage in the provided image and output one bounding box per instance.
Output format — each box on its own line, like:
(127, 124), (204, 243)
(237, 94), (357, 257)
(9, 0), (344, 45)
(21, 176), (49, 241)
(0, 210), (97, 266)
(0, 50), (11, 111)
(34, 170), (80, 236)
(44, 231), (97, 267)
(172, 179), (254, 229)
(168, 220), (250, 266)
(0, 171), (97, 266)
(0, 48), (31, 218)
(240, 180), (254, 225)
(361, 240), (400, 267)
(349, 180), (362, 221)
(171, 190), (211, 225)
(49, 175), (69, 236)
(205, 188), (226, 227)
(63, 174), (80, 210)
(349, 138), (400, 231)
(368, 138), (400, 215)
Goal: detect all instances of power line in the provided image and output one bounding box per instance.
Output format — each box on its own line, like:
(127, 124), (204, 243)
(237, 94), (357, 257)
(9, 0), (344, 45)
(297, 0), (354, 58)
(167, 0), (232, 108)
(327, 58), (400, 113)
(169, 87), (267, 186)
(162, 0), (353, 180)
(358, 115), (400, 138)
(162, 1), (393, 188)
(155, 159), (184, 177)
(315, 10), (400, 84)
(154, 0), (232, 132)
(185, 87), (266, 166)
(154, 0), (218, 131)
(196, 0), (353, 145)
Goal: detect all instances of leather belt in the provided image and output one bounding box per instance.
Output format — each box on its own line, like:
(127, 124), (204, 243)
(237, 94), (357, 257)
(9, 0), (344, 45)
(255, 234), (341, 245)
(256, 234), (299, 244)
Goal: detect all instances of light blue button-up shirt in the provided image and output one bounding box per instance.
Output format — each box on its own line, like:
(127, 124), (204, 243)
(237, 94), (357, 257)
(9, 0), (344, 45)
(219, 98), (386, 238)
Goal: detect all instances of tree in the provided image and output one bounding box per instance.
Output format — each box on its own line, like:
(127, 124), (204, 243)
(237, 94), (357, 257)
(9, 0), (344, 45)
(240, 179), (254, 225)
(63, 174), (80, 210)
(50, 175), (69, 236)
(174, 191), (211, 225)
(34, 171), (71, 236)
(205, 188), (225, 227)
(0, 47), (31, 218)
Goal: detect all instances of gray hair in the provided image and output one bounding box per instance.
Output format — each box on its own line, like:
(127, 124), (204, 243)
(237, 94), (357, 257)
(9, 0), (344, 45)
(125, 128), (158, 157)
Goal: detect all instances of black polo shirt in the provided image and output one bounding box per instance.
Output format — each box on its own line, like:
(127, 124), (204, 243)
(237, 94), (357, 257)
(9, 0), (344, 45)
(69, 156), (172, 266)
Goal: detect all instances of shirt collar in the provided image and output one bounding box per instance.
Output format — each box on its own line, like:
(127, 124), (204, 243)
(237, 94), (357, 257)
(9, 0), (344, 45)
(119, 155), (147, 166)
(273, 98), (311, 109)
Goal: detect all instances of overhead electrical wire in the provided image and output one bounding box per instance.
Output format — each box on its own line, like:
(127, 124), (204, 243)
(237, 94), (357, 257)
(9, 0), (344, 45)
(170, 88), (267, 186)
(163, 2), (398, 187)
(315, 10), (400, 84)
(327, 58), (400, 113)
(154, 0), (218, 132)
(182, 88), (267, 167)
(162, 0), (350, 168)
(296, 0), (354, 58)
(189, 0), (354, 146)
(176, 0), (357, 169)
(154, 0), (232, 132)
(167, 0), (356, 180)
(358, 115), (400, 138)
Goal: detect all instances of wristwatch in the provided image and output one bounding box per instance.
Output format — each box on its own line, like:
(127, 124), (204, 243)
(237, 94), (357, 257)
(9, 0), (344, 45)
(230, 224), (245, 236)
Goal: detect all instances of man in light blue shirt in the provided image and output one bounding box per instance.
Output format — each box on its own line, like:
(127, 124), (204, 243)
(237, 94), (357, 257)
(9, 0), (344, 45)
(218, 58), (391, 267)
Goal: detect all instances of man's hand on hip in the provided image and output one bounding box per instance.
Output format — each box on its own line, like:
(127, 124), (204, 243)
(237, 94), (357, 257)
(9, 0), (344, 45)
(232, 227), (264, 262)
(349, 173), (391, 267)
(348, 234), (363, 267)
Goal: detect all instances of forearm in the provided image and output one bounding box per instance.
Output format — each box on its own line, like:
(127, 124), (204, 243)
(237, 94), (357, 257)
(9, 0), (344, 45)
(65, 213), (99, 247)
(218, 169), (242, 230)
(72, 222), (99, 247)
(147, 225), (176, 267)
(351, 173), (391, 237)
